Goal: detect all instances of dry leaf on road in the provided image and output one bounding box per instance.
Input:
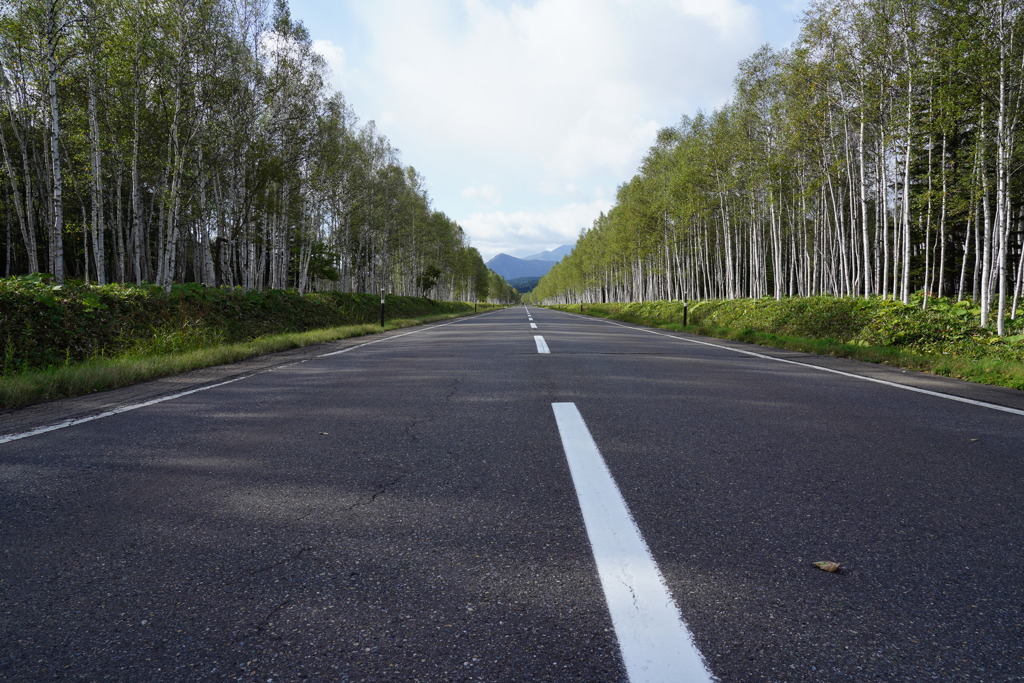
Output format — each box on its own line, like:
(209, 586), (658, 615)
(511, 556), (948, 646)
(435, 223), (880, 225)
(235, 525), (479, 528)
(813, 561), (842, 572)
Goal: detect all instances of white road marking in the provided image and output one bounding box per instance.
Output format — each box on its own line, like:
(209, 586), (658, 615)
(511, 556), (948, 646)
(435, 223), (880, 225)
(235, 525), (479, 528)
(576, 314), (1024, 418)
(530, 322), (538, 329)
(0, 377), (255, 445)
(0, 315), (487, 445)
(319, 311), (486, 357)
(318, 328), (416, 357)
(552, 402), (714, 683)
(534, 335), (550, 353)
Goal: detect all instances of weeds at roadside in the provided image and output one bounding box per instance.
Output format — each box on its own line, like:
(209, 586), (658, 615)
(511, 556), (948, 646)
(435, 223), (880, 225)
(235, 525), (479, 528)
(0, 314), (470, 410)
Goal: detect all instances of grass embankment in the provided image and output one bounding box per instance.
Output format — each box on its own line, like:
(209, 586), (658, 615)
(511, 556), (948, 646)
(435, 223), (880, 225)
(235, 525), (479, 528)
(548, 295), (1024, 391)
(1, 276), (497, 409)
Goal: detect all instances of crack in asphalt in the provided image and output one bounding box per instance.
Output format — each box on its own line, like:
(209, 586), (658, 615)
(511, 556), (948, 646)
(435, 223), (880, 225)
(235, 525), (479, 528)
(253, 598), (292, 635)
(347, 474), (406, 510)
(251, 546), (315, 575)
(444, 378), (460, 403)
(403, 419), (422, 443)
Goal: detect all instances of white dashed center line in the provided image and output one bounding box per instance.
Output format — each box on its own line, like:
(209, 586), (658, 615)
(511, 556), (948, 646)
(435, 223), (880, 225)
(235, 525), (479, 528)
(534, 335), (550, 353)
(552, 402), (714, 683)
(530, 322), (538, 329)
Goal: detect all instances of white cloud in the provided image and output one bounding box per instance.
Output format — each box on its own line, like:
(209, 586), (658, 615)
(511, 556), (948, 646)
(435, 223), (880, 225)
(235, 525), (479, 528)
(461, 184), (502, 205)
(304, 0), (769, 260)
(545, 110), (661, 180)
(673, 0), (757, 36)
(345, 0), (755, 167)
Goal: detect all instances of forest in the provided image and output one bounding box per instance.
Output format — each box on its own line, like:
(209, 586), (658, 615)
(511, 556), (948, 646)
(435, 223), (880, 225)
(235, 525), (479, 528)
(531, 0), (1024, 335)
(0, 0), (518, 304)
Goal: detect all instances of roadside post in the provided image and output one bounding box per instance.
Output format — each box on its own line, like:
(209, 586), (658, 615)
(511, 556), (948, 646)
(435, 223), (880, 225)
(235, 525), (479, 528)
(380, 289), (385, 327)
(683, 291), (689, 327)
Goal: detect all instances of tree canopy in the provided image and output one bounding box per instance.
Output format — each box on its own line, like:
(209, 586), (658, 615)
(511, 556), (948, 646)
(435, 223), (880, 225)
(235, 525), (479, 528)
(530, 0), (1024, 331)
(0, 0), (516, 303)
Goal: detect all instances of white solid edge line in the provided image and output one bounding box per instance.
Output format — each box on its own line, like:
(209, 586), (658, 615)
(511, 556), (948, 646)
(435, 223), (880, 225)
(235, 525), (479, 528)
(571, 313), (1024, 418)
(552, 402), (714, 683)
(0, 376), (254, 445)
(0, 314), (487, 445)
(319, 307), (479, 356)
(534, 335), (550, 354)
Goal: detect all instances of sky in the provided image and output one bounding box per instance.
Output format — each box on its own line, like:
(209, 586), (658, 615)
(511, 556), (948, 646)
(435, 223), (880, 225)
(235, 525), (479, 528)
(286, 0), (810, 261)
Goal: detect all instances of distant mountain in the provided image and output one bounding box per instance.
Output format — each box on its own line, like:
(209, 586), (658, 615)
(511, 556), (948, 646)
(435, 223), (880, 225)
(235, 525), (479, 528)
(523, 244), (574, 262)
(486, 244), (575, 281)
(486, 253), (556, 280)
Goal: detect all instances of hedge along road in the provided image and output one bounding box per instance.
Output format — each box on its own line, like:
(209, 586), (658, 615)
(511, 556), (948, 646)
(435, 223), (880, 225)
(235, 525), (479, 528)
(2, 306), (1023, 681)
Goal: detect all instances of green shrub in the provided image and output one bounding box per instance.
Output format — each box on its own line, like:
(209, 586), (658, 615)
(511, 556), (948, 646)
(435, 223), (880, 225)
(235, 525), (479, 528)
(553, 295), (1024, 371)
(0, 276), (477, 376)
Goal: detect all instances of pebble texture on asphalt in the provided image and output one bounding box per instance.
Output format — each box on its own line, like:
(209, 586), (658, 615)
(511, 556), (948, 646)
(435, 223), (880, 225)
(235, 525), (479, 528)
(2, 306), (1023, 681)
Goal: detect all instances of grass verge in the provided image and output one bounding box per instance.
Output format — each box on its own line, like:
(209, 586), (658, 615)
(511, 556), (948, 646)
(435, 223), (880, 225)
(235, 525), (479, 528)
(550, 304), (1024, 392)
(0, 312), (471, 410)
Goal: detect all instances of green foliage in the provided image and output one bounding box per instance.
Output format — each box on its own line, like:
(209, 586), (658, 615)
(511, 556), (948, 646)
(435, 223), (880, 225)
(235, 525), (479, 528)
(0, 312), (489, 410)
(417, 265), (443, 297)
(850, 297), (1003, 357)
(485, 269), (520, 304)
(0, 278), (477, 376)
(528, 1), (1024, 323)
(0, 0), (492, 302)
(551, 295), (1024, 373)
(508, 276), (540, 294)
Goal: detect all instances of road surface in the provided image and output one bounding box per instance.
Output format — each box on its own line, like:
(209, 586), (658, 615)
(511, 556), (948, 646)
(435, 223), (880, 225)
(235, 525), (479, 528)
(2, 306), (1023, 681)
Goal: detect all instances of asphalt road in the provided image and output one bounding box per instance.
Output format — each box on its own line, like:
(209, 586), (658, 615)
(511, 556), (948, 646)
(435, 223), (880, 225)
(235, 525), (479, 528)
(2, 306), (1023, 682)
